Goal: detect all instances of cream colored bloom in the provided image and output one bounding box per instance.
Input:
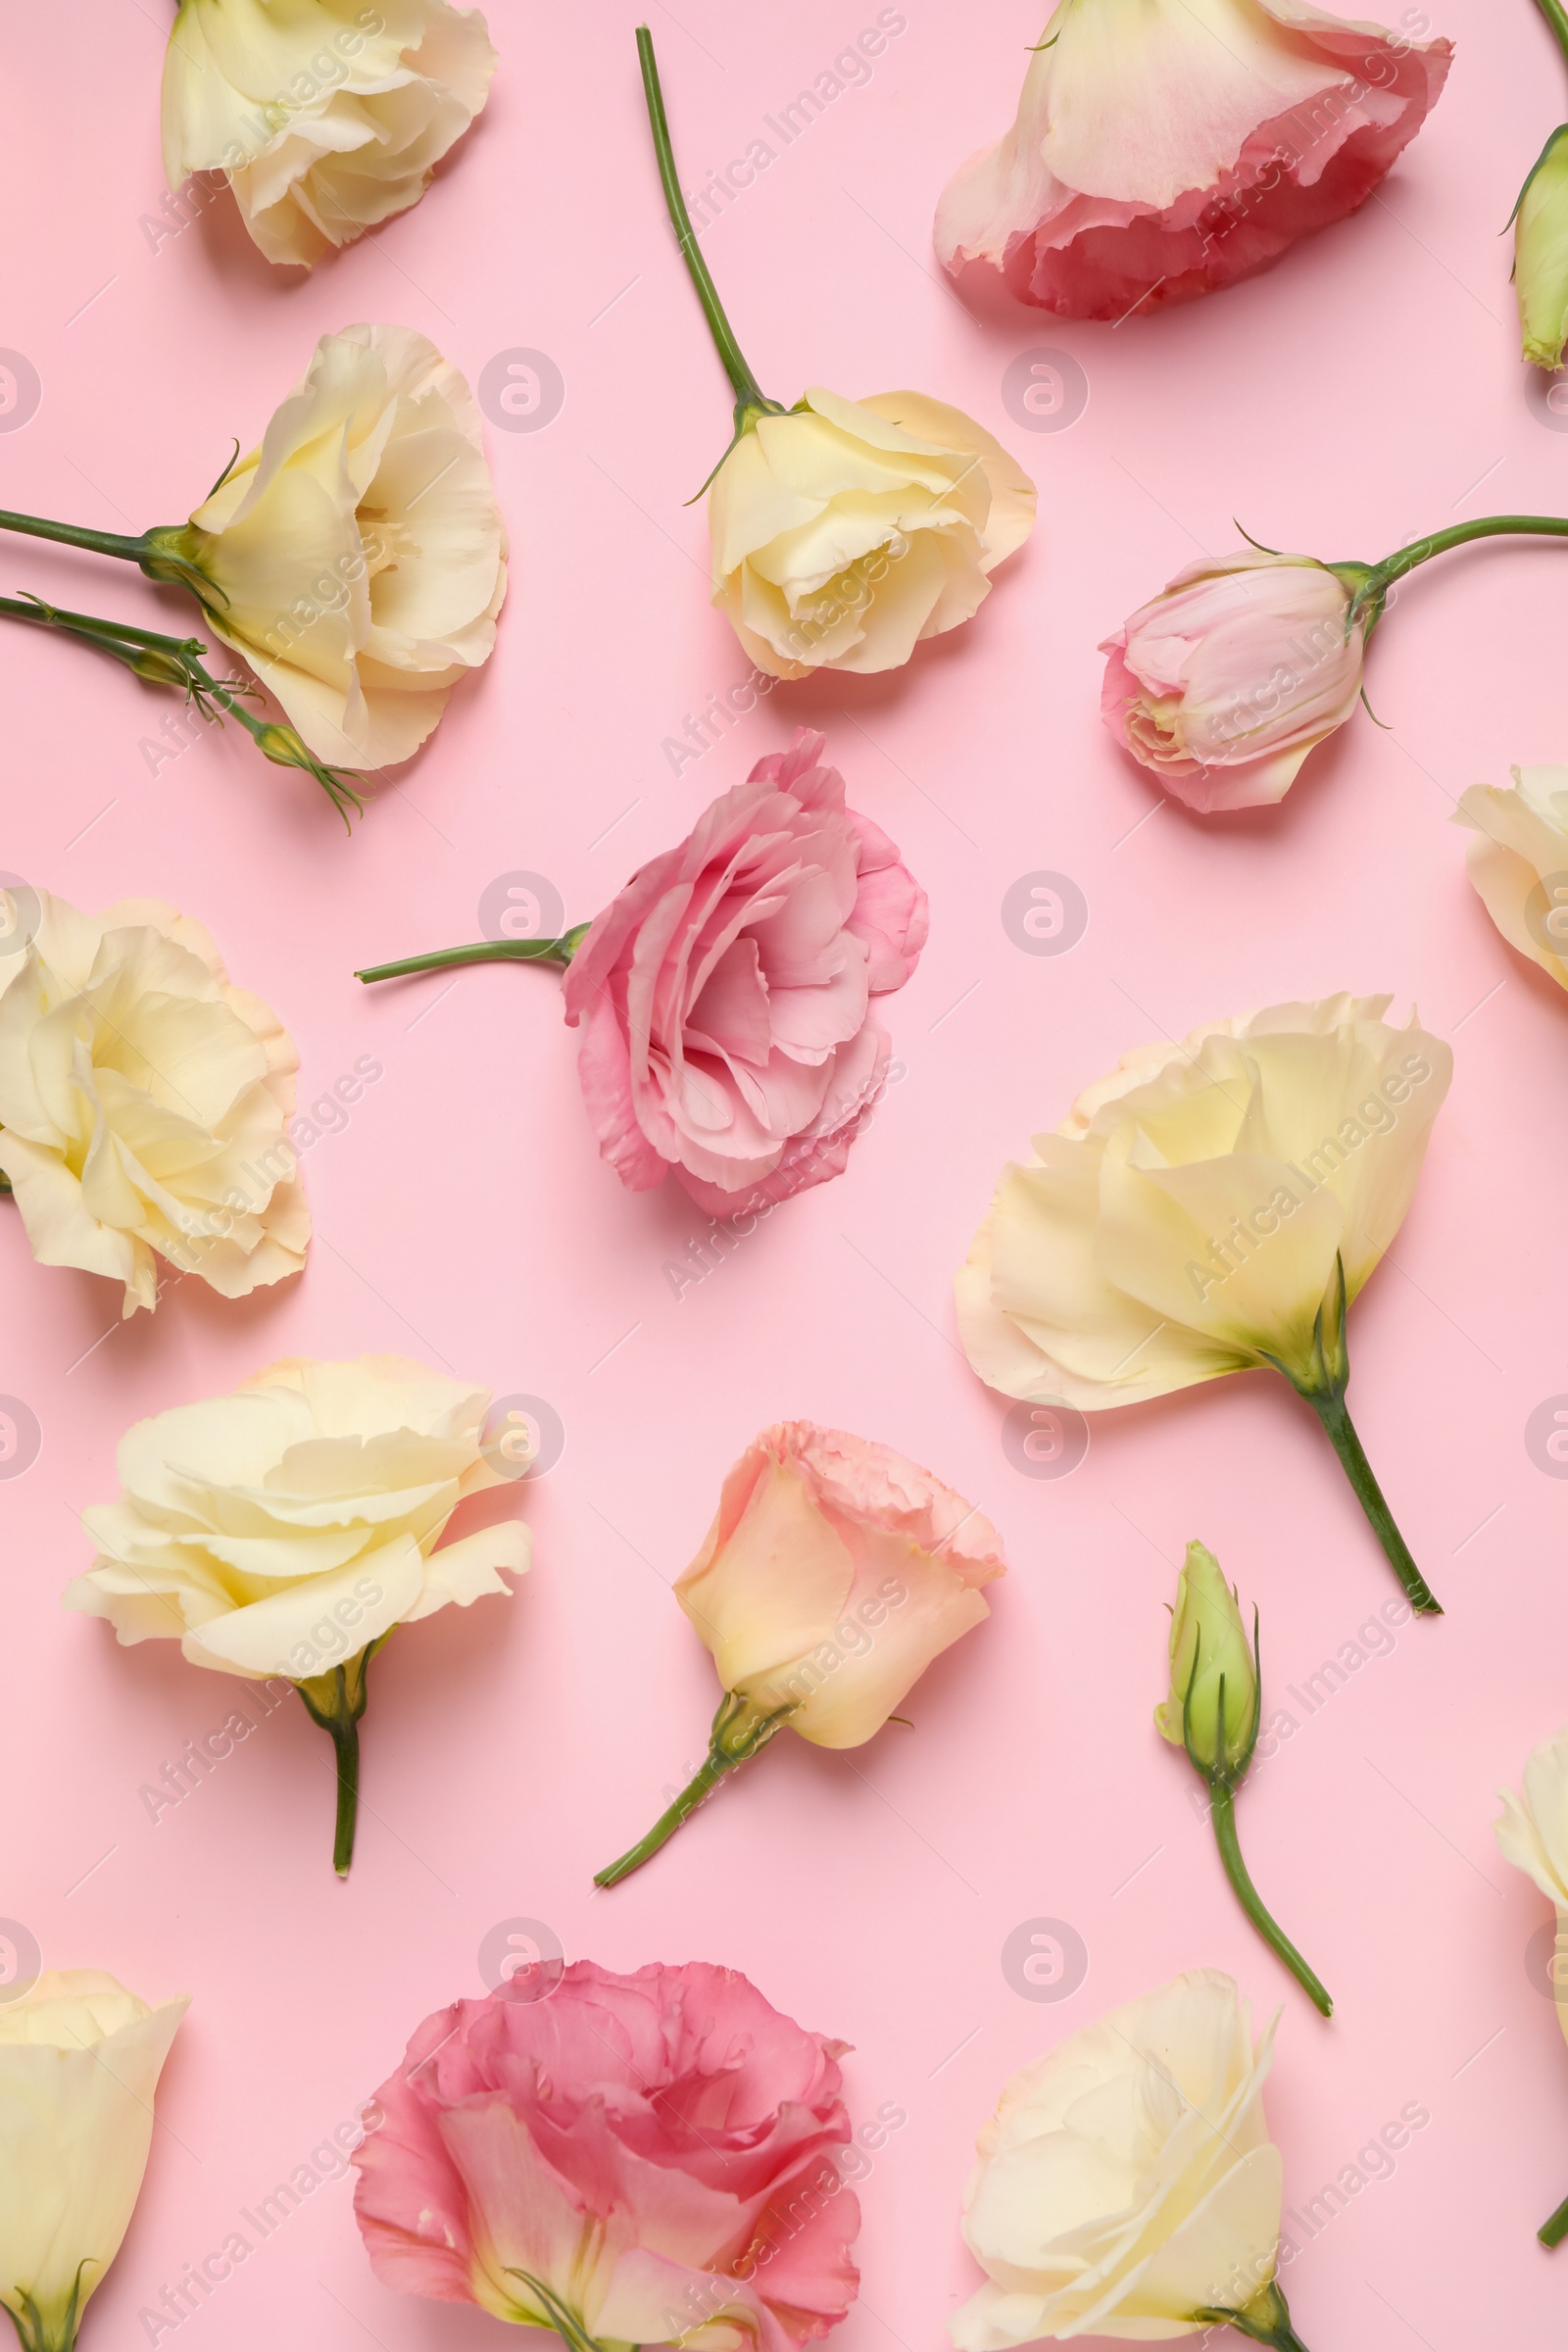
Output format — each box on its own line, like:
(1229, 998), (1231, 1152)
(957, 995), (1450, 1408)
(1514, 127), (1568, 370)
(175, 322), (507, 769)
(163, 0), (497, 269)
(0, 890), (308, 1317)
(1456, 765), (1568, 990)
(0, 1971), (187, 2352)
(66, 1355), (528, 1682)
(1497, 1722), (1568, 2047)
(952, 1972), (1283, 2345)
(710, 388), (1035, 678)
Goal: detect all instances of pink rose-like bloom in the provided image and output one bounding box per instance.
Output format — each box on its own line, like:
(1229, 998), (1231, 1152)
(936, 0), (1450, 318)
(1100, 551), (1369, 812)
(677, 1422), (1006, 1747)
(564, 731), (927, 1215)
(352, 1960), (860, 2351)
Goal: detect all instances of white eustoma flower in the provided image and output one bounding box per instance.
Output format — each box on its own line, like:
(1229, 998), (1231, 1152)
(0, 1972), (187, 2352)
(163, 0), (497, 268)
(1455, 765), (1568, 991)
(172, 322), (507, 770)
(0, 890), (307, 1316)
(952, 1972), (1293, 2346)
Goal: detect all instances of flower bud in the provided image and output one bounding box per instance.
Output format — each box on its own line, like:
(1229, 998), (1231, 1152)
(1155, 1542), (1258, 1782)
(255, 722), (314, 771)
(1516, 127), (1568, 370)
(126, 645), (191, 687)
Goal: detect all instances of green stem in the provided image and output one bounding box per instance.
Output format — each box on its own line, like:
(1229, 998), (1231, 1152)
(0, 592), (365, 824)
(1209, 1787), (1333, 2017)
(1298, 1385), (1440, 1615)
(1541, 2190), (1568, 2247)
(1531, 0), (1568, 76)
(1349, 514), (1568, 628)
(0, 506), (152, 565)
(594, 1691), (792, 1888)
(294, 1648), (379, 1876)
(356, 931), (586, 984)
(635, 26), (781, 421)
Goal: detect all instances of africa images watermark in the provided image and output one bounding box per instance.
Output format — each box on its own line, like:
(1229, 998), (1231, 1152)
(1184, 1051), (1436, 1308)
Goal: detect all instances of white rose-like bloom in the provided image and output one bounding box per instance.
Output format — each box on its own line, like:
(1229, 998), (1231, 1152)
(1497, 1721), (1568, 2050)
(163, 0), (497, 269)
(0, 891), (308, 1317)
(952, 1973), (1284, 2345)
(957, 995), (1449, 1408)
(1455, 765), (1568, 992)
(710, 389), (1036, 678)
(66, 1355), (528, 1682)
(172, 322), (507, 770)
(0, 1971), (188, 2352)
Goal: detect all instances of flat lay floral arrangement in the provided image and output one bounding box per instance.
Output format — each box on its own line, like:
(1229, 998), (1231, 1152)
(6, 0), (1568, 2347)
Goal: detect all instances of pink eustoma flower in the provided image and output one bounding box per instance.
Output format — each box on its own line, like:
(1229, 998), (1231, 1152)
(936, 0), (1451, 318)
(564, 730), (927, 1214)
(352, 1960), (860, 2350)
(1100, 551), (1369, 812)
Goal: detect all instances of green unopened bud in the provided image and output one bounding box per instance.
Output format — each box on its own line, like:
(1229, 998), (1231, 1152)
(126, 645), (191, 687)
(254, 722), (313, 770)
(1515, 125), (1568, 370)
(1155, 1541), (1258, 1783)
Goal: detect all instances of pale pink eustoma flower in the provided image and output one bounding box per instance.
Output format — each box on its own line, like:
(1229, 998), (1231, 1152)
(352, 1960), (860, 2350)
(564, 730), (927, 1213)
(1100, 551), (1369, 812)
(936, 0), (1451, 318)
(678, 1421), (1007, 1749)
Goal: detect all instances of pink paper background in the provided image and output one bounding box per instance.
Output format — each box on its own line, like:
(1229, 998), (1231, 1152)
(2, 0), (1567, 2343)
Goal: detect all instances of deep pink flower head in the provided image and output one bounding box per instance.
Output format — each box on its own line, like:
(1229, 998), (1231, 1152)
(935, 0), (1451, 318)
(1100, 551), (1368, 812)
(563, 731), (927, 1215)
(352, 1960), (860, 2351)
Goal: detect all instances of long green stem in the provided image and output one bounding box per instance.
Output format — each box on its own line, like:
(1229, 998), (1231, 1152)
(1209, 1787), (1333, 2017)
(1350, 514), (1568, 628)
(356, 931), (586, 984)
(635, 26), (781, 419)
(0, 592), (365, 823)
(594, 1692), (793, 1888)
(1541, 2190), (1568, 2247)
(1531, 0), (1568, 75)
(0, 506), (151, 565)
(1298, 1385), (1440, 1615)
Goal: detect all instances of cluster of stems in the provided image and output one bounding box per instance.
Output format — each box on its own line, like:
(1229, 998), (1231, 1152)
(0, 504), (367, 820)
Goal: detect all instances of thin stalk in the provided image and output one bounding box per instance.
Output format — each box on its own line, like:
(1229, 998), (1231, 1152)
(357, 933), (584, 984)
(1541, 2190), (1568, 2247)
(1348, 514), (1568, 629)
(294, 1649), (378, 1876)
(594, 1691), (794, 1888)
(1531, 0), (1568, 75)
(1298, 1386), (1441, 1615)
(0, 506), (152, 565)
(1209, 1787), (1333, 2017)
(635, 26), (781, 418)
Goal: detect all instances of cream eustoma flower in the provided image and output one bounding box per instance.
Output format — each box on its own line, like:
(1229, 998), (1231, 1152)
(0, 1971), (187, 2352)
(66, 1355), (529, 1874)
(710, 390), (1036, 679)
(1455, 765), (1568, 989)
(167, 321), (507, 771)
(952, 1972), (1303, 2348)
(0, 889), (307, 1316)
(634, 31), (1035, 678)
(1513, 127), (1568, 371)
(958, 995), (1450, 1613)
(163, 0), (497, 269)
(1495, 1723), (1568, 2244)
